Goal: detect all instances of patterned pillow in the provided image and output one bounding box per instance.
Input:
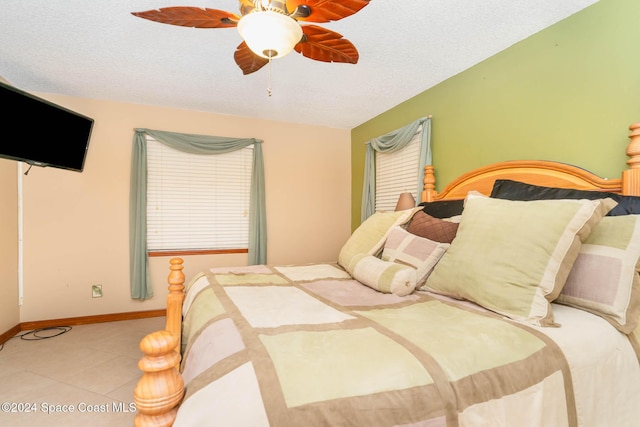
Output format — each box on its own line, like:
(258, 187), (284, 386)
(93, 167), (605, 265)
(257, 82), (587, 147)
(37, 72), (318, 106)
(407, 211), (459, 243)
(557, 215), (640, 333)
(351, 254), (417, 296)
(382, 226), (449, 288)
(424, 192), (617, 327)
(338, 208), (418, 275)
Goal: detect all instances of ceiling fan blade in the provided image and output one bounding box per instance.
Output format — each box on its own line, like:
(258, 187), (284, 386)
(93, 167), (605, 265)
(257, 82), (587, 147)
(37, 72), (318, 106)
(131, 7), (240, 28)
(234, 42), (270, 75)
(294, 25), (359, 64)
(287, 0), (370, 23)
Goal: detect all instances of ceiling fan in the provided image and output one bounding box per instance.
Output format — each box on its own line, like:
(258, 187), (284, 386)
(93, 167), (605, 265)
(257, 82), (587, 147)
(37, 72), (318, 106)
(132, 0), (371, 75)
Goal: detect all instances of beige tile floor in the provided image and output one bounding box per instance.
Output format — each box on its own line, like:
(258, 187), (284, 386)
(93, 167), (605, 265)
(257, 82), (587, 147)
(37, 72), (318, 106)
(0, 316), (166, 427)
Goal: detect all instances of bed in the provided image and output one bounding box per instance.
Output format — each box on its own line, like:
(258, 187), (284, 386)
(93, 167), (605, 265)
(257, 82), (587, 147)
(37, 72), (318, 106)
(133, 122), (640, 427)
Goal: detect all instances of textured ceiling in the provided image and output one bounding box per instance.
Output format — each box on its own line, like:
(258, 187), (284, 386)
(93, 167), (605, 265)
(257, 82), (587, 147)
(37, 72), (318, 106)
(0, 0), (598, 129)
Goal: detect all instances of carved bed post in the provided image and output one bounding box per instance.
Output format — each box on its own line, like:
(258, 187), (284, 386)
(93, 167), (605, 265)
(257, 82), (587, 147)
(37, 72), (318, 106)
(422, 165), (438, 202)
(133, 257), (186, 427)
(623, 122), (640, 196)
(134, 331), (184, 427)
(165, 257), (185, 352)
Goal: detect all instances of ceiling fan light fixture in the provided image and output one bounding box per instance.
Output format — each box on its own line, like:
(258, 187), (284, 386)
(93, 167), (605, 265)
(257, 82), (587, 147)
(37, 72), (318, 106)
(237, 10), (302, 59)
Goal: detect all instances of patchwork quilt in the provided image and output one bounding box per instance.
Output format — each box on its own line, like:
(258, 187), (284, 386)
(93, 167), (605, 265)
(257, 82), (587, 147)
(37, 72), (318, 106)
(174, 263), (580, 427)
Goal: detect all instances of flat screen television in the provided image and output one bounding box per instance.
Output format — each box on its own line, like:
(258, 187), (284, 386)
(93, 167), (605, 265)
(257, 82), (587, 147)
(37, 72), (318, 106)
(0, 81), (94, 172)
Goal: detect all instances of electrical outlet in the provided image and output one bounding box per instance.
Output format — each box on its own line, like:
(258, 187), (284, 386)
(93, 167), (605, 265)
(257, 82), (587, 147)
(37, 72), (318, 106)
(92, 284), (103, 298)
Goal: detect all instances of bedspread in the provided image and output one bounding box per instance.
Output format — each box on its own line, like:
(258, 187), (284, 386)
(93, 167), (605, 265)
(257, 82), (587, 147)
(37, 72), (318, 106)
(174, 263), (582, 427)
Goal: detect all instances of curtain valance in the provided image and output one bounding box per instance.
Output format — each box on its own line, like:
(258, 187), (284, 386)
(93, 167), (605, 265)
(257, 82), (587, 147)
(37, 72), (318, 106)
(129, 128), (266, 300)
(361, 117), (432, 222)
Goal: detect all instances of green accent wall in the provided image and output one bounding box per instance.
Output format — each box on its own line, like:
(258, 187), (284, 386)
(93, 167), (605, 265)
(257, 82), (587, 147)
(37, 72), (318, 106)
(351, 0), (640, 230)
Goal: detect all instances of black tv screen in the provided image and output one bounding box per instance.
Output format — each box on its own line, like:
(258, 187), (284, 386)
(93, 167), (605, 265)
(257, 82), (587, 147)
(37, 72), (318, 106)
(0, 81), (94, 172)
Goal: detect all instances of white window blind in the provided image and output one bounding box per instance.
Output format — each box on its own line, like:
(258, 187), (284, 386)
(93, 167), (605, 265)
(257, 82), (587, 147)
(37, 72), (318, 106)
(375, 127), (421, 212)
(146, 137), (252, 252)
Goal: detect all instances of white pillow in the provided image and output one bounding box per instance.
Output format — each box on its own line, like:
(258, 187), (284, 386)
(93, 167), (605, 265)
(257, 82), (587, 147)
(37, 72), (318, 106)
(351, 254), (417, 296)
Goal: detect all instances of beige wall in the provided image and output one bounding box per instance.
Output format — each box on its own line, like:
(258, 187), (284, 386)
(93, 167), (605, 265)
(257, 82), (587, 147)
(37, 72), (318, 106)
(0, 159), (19, 332)
(15, 95), (351, 322)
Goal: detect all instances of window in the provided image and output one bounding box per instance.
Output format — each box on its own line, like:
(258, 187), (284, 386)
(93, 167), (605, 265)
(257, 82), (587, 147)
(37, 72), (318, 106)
(360, 117), (430, 224)
(131, 129), (266, 299)
(146, 137), (253, 254)
(374, 127), (421, 212)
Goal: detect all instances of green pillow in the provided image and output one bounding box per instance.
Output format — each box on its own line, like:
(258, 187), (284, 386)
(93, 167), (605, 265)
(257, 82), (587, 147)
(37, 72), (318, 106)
(338, 208), (418, 275)
(424, 192), (617, 327)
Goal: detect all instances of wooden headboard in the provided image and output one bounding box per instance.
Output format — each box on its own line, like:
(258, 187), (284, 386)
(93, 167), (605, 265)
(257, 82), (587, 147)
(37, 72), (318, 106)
(421, 122), (640, 202)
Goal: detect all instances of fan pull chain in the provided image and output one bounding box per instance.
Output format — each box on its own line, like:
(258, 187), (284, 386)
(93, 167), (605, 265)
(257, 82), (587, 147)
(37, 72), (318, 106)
(267, 56), (273, 97)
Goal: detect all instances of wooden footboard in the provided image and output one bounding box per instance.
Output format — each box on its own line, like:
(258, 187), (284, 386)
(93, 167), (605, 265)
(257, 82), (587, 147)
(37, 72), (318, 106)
(133, 121), (640, 426)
